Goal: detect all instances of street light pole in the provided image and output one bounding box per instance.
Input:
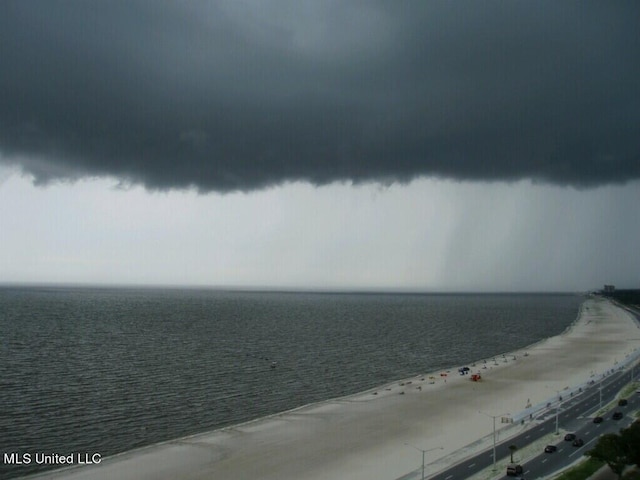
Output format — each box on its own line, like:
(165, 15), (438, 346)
(404, 444), (443, 480)
(599, 381), (603, 410)
(555, 390), (561, 435)
(479, 411), (508, 471)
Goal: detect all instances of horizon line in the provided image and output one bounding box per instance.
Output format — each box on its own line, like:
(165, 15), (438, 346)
(0, 280), (599, 295)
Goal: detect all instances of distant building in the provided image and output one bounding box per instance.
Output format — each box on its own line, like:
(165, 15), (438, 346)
(603, 285), (615, 296)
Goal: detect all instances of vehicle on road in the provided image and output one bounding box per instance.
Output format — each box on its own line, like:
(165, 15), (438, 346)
(544, 445), (558, 453)
(618, 398), (628, 406)
(612, 411), (623, 420)
(572, 438), (584, 447)
(506, 463), (523, 476)
(564, 433), (576, 441)
(593, 416), (604, 423)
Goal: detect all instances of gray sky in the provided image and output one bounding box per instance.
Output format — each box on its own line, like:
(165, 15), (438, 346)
(1, 1), (638, 291)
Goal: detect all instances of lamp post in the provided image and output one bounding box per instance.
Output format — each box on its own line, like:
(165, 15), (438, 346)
(599, 380), (603, 410)
(479, 411), (508, 471)
(404, 444), (443, 480)
(553, 390), (562, 435)
(544, 386), (563, 435)
(555, 397), (562, 435)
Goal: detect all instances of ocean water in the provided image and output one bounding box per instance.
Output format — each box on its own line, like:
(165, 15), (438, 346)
(0, 286), (583, 479)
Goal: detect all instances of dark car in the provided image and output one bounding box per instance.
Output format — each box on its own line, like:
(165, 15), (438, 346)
(572, 438), (584, 447)
(618, 398), (628, 406)
(593, 416), (604, 423)
(544, 445), (558, 453)
(564, 433), (576, 441)
(612, 411), (623, 420)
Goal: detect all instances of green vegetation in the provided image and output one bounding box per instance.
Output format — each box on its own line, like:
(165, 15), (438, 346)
(619, 382), (639, 399)
(608, 290), (640, 307)
(553, 457), (604, 480)
(586, 421), (640, 479)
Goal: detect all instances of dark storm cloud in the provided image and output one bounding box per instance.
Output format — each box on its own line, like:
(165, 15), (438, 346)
(1, 1), (639, 191)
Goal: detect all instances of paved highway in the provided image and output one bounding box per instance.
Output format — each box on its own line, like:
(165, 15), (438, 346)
(425, 367), (639, 480)
(499, 379), (639, 480)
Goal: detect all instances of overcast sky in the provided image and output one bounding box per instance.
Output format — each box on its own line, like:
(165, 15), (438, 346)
(1, 1), (638, 291)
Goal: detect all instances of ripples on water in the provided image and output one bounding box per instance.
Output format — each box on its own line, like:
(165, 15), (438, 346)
(0, 287), (583, 479)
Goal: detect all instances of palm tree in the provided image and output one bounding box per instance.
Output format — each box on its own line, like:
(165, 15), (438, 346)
(508, 444), (518, 463)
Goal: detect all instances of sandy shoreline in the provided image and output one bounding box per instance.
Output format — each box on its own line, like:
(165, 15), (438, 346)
(22, 297), (640, 480)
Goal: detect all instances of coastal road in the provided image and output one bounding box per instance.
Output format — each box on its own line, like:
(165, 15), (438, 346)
(497, 389), (639, 480)
(422, 366), (639, 480)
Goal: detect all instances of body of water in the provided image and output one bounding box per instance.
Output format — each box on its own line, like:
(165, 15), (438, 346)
(0, 286), (583, 479)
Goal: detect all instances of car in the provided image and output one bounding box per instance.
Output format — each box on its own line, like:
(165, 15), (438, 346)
(506, 463), (524, 476)
(564, 433), (576, 441)
(618, 398), (628, 406)
(612, 411), (623, 420)
(572, 438), (584, 447)
(593, 416), (604, 423)
(544, 445), (558, 453)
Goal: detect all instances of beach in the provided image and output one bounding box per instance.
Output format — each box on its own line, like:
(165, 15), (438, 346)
(24, 297), (640, 480)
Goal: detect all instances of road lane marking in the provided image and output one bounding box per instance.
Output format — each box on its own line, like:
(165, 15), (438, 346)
(569, 447), (582, 457)
(468, 463), (475, 469)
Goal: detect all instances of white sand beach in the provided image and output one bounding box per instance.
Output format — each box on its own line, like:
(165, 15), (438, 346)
(26, 297), (640, 480)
